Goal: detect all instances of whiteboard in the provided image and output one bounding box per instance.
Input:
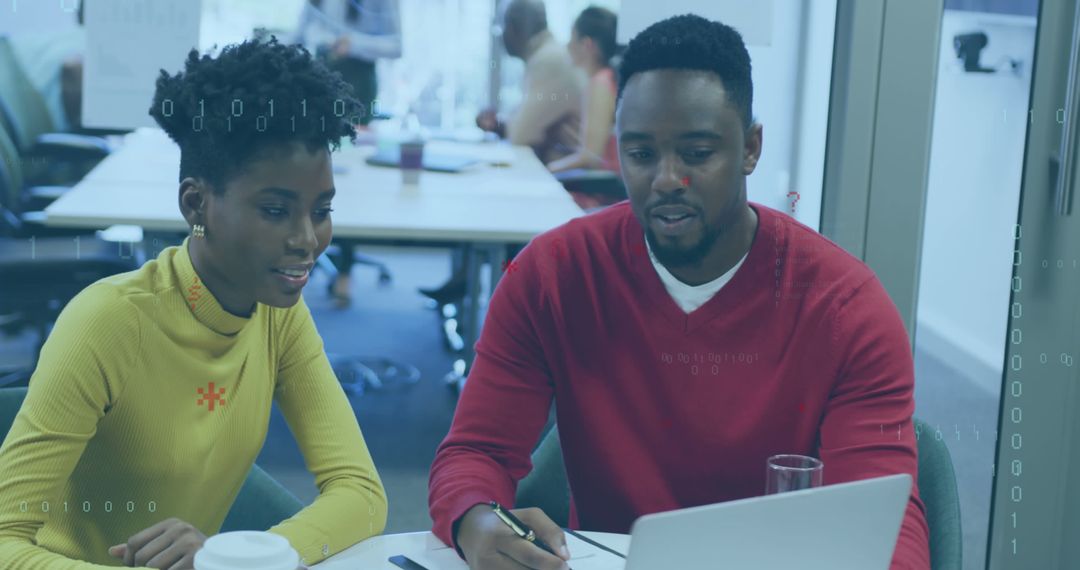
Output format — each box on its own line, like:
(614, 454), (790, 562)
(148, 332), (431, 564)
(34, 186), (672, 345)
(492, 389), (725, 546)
(616, 0), (773, 46)
(82, 0), (202, 130)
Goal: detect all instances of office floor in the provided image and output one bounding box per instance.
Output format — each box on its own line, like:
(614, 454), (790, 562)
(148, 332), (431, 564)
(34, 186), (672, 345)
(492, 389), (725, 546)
(255, 245), (460, 534)
(0, 244), (997, 566)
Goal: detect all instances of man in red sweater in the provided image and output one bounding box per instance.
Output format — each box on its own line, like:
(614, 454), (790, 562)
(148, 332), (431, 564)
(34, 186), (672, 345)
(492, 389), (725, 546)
(429, 14), (931, 570)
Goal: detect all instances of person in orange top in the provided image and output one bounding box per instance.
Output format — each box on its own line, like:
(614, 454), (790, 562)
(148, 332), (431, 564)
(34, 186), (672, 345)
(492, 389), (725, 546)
(547, 6), (620, 176)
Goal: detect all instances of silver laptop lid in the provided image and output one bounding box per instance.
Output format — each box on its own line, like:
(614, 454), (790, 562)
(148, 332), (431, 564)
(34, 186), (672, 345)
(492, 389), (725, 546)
(625, 473), (912, 570)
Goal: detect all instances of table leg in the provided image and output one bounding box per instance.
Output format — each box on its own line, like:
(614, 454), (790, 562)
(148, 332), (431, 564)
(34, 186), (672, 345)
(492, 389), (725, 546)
(444, 244), (480, 393)
(445, 243), (511, 394)
(460, 244), (482, 364)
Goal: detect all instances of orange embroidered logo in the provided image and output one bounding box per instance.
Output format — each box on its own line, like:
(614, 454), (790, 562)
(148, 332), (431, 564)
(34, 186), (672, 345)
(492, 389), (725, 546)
(196, 382), (226, 412)
(186, 276), (203, 311)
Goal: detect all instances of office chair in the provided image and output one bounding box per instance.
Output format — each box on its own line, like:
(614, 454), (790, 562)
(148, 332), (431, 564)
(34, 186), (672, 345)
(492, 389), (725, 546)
(0, 121), (73, 227)
(0, 236), (138, 367)
(515, 424), (570, 526)
(0, 387), (304, 533)
(220, 463), (305, 532)
(0, 36), (112, 187)
(516, 417), (963, 570)
(913, 417), (963, 570)
(0, 118), (140, 376)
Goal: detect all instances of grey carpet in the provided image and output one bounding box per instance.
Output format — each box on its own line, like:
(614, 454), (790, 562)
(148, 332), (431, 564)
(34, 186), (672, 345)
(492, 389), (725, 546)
(255, 245), (459, 534)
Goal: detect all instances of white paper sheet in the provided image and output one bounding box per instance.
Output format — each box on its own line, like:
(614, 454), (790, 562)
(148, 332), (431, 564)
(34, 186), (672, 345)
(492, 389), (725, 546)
(404, 532), (626, 570)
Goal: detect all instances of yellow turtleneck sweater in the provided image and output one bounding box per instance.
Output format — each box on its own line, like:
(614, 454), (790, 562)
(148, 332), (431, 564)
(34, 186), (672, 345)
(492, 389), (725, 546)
(0, 241), (387, 568)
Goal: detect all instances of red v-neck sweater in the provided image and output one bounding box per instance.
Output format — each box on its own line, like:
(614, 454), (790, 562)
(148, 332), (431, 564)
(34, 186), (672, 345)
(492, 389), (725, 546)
(429, 202), (930, 569)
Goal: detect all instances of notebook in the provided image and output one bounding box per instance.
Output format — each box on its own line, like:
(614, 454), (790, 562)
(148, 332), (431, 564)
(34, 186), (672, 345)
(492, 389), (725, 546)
(397, 530), (626, 569)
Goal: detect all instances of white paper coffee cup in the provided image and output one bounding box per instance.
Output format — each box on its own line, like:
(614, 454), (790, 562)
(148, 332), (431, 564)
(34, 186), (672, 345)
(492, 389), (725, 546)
(193, 531), (300, 570)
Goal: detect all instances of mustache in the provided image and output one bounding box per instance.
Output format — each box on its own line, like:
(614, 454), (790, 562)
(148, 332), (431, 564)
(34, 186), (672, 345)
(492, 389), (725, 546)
(647, 199), (701, 214)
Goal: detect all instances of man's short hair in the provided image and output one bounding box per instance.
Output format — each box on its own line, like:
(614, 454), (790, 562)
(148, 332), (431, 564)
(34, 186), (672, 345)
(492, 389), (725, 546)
(617, 14), (753, 130)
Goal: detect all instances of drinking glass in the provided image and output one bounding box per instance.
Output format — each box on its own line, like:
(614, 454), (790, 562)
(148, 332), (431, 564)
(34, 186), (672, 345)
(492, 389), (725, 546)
(765, 454), (823, 494)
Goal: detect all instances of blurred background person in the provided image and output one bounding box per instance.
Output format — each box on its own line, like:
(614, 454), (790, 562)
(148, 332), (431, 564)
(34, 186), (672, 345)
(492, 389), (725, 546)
(546, 6), (618, 175)
(546, 5), (621, 212)
(426, 0), (585, 305)
(475, 0), (584, 164)
(293, 0), (403, 307)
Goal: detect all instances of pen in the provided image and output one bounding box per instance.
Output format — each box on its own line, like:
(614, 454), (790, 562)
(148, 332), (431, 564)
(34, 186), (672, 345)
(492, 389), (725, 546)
(489, 501), (560, 558)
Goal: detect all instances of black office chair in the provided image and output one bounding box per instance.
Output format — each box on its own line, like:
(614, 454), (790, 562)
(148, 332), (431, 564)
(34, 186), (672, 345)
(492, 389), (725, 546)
(0, 122), (74, 229)
(0, 123), (136, 374)
(0, 236), (137, 371)
(0, 36), (112, 187)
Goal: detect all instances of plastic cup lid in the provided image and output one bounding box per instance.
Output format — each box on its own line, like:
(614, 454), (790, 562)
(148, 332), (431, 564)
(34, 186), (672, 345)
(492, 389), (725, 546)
(193, 531), (300, 570)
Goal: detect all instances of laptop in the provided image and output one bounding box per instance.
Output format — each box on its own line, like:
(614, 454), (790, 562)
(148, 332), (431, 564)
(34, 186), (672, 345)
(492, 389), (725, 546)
(365, 148), (481, 172)
(613, 473), (913, 570)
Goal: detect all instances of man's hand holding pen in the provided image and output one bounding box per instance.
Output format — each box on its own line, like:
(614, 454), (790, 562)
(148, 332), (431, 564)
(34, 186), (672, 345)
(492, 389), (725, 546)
(455, 503), (571, 570)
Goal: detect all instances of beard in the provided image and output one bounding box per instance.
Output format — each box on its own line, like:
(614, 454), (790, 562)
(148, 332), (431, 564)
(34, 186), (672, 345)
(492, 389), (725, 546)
(645, 222), (723, 268)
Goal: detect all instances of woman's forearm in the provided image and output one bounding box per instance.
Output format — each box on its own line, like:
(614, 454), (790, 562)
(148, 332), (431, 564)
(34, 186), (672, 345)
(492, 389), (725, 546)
(547, 150), (603, 173)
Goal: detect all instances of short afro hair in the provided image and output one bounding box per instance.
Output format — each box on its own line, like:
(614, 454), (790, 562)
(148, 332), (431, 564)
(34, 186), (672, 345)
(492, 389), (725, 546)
(617, 14), (753, 130)
(149, 36), (363, 192)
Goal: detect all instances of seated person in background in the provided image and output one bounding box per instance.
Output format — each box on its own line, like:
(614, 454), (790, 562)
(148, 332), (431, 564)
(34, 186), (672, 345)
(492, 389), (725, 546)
(476, 0), (584, 164)
(429, 15), (930, 570)
(425, 0), (584, 305)
(546, 6), (619, 175)
(547, 6), (621, 212)
(0, 38), (387, 569)
(425, 0), (587, 304)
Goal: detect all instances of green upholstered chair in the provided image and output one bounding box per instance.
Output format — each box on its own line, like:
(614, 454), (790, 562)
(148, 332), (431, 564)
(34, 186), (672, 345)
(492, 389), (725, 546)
(220, 463), (304, 532)
(0, 387), (303, 533)
(515, 425), (570, 527)
(913, 417), (963, 570)
(515, 417), (963, 570)
(0, 386), (26, 438)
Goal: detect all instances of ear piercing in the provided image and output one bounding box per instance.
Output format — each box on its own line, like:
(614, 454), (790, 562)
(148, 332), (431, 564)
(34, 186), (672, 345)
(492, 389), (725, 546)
(192, 224), (206, 238)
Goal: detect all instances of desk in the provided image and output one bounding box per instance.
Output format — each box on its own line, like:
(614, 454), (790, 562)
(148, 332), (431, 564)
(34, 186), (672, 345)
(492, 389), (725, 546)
(311, 531), (630, 569)
(44, 128), (582, 378)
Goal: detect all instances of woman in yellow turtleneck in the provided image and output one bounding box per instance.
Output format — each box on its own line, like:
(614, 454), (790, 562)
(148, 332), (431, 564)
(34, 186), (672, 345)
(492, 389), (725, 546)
(0, 38), (386, 569)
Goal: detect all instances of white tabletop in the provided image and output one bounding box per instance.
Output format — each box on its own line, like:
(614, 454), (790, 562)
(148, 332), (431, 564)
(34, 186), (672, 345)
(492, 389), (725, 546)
(45, 128), (582, 243)
(311, 531), (630, 569)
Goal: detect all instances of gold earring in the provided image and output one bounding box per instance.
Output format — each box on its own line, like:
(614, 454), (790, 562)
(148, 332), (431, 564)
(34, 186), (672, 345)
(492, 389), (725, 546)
(192, 224), (206, 238)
